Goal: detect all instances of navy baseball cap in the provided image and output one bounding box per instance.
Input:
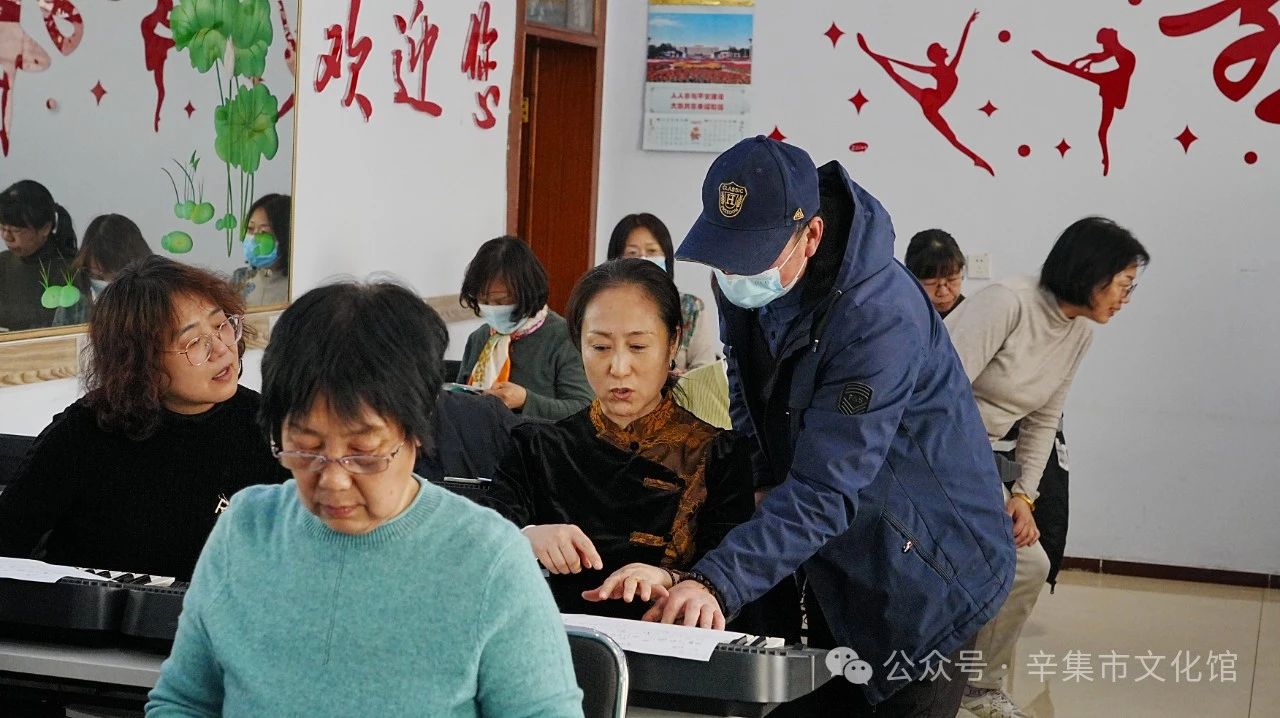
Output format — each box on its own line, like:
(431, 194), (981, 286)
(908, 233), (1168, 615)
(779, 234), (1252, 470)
(676, 136), (820, 276)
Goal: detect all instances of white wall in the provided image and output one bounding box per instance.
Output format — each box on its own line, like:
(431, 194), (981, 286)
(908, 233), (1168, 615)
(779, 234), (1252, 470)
(0, 0), (511, 433)
(0, 1), (296, 275)
(597, 0), (1280, 574)
(290, 0), (516, 301)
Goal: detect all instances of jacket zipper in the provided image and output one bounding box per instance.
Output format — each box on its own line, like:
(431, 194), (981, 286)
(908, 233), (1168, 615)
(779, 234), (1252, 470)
(883, 512), (955, 584)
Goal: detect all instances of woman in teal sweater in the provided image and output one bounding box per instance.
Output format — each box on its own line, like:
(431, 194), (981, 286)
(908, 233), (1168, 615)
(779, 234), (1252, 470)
(147, 281), (583, 718)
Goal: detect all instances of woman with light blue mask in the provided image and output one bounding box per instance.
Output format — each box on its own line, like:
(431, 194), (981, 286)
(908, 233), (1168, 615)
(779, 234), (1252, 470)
(231, 193), (291, 307)
(53, 213), (152, 326)
(457, 236), (594, 421)
(606, 213), (719, 373)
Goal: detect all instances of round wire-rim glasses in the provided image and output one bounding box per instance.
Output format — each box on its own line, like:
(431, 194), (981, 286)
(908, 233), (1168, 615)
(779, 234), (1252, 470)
(163, 314), (244, 367)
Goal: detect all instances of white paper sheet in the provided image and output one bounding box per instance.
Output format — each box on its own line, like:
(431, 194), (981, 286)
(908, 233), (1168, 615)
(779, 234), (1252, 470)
(562, 614), (745, 662)
(0, 557), (111, 584)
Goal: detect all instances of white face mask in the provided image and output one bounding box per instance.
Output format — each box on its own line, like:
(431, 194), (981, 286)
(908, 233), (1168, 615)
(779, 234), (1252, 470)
(639, 255), (668, 271)
(89, 278), (109, 299)
(478, 303), (522, 334)
(713, 240), (804, 309)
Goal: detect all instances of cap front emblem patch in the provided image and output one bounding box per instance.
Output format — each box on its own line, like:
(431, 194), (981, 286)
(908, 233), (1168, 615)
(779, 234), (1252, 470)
(718, 182), (748, 218)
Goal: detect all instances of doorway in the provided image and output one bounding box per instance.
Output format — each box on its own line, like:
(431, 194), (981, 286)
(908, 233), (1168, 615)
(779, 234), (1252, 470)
(509, 1), (606, 314)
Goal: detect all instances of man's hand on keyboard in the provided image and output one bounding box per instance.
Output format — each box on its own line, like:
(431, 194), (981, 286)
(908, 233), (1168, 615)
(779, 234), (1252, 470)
(582, 563), (671, 604)
(521, 524), (603, 574)
(643, 580), (725, 630)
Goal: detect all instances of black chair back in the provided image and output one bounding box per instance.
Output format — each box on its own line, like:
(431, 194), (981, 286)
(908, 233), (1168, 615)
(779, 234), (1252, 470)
(566, 626), (629, 718)
(443, 359), (463, 383)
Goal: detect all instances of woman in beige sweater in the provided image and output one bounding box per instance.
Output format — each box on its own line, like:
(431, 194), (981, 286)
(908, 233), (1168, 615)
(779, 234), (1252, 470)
(944, 216), (1149, 718)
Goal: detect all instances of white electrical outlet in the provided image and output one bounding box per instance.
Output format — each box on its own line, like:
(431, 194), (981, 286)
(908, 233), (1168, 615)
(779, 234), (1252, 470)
(967, 253), (991, 279)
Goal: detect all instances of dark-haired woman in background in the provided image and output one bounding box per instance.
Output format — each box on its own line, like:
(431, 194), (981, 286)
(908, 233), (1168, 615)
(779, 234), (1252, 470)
(946, 217), (1149, 718)
(458, 236), (593, 420)
(483, 258), (754, 621)
(0, 256), (285, 580)
(231, 193), (291, 306)
(607, 213), (719, 372)
(0, 180), (78, 331)
(904, 228), (966, 318)
(53, 213), (154, 326)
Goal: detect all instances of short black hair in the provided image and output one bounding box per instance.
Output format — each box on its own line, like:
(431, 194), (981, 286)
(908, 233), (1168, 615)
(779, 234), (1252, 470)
(1040, 216), (1149, 307)
(905, 229), (965, 280)
(459, 236), (549, 323)
(606, 213), (675, 276)
(259, 281), (447, 453)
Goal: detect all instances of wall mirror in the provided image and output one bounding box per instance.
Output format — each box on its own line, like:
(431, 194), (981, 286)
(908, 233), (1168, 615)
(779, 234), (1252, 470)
(0, 0), (297, 381)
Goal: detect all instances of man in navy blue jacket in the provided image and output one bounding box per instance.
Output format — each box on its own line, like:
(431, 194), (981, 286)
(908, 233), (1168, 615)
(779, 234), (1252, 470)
(657, 136), (1016, 714)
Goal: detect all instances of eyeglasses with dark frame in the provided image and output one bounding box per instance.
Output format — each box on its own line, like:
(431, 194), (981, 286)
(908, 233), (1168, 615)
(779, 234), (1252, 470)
(920, 274), (963, 292)
(163, 315), (244, 367)
(273, 440), (408, 475)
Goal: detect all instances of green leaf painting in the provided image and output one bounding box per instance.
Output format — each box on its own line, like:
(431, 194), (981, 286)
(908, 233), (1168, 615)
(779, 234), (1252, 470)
(167, 0), (281, 255)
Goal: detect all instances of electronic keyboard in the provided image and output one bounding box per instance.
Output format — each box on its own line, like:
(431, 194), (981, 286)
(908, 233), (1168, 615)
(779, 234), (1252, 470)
(1, 562), (831, 715)
(0, 568), (186, 650)
(625, 634), (832, 717)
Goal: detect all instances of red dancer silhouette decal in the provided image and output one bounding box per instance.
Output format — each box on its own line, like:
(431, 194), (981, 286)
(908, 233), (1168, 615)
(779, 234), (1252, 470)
(0, 0), (82, 155)
(857, 10), (993, 175)
(141, 0), (174, 133)
(1160, 0), (1280, 124)
(1033, 28), (1136, 176)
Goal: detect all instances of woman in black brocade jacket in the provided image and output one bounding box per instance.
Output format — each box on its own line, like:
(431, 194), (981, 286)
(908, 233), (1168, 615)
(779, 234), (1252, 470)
(483, 258), (754, 620)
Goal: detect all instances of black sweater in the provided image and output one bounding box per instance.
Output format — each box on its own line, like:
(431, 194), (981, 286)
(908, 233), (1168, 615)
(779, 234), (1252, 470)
(0, 386), (287, 580)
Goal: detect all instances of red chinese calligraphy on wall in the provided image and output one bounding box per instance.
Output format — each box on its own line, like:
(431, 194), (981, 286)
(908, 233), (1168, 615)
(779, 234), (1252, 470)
(315, 0), (374, 120)
(0, 0), (83, 155)
(461, 1), (500, 129)
(1160, 0), (1280, 124)
(393, 0), (442, 116)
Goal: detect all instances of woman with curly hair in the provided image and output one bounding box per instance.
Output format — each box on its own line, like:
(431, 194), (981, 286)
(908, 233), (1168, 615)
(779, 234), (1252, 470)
(0, 256), (285, 580)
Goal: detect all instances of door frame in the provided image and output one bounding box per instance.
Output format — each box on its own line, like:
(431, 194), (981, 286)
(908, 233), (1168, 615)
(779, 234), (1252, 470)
(505, 0), (607, 249)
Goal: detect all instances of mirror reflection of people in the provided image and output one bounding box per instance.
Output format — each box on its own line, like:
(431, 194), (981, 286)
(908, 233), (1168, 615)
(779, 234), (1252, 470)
(945, 217), (1149, 718)
(606, 213), (719, 373)
(148, 280), (584, 716)
(482, 258), (755, 622)
(231, 193), (290, 307)
(458, 236), (593, 420)
(904, 228), (966, 317)
(0, 179), (78, 331)
(53, 213), (153, 326)
(0, 257), (285, 580)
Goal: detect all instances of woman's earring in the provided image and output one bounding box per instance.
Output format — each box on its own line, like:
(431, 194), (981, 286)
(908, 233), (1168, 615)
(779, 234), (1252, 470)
(669, 359), (677, 371)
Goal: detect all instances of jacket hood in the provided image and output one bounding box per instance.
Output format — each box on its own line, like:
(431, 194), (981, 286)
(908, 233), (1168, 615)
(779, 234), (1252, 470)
(816, 160), (897, 293)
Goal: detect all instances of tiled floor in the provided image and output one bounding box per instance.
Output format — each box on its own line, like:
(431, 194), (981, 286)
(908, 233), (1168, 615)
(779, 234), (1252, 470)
(992, 570), (1276, 718)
